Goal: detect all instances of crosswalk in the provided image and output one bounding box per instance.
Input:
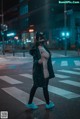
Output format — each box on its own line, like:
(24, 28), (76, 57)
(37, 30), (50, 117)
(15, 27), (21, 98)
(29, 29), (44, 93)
(74, 68), (80, 71)
(20, 73), (70, 79)
(60, 80), (80, 87)
(74, 61), (80, 66)
(0, 76), (23, 84)
(2, 87), (45, 105)
(51, 60), (80, 67)
(0, 57), (80, 67)
(61, 61), (68, 66)
(48, 85), (80, 99)
(0, 68), (80, 106)
(58, 69), (80, 75)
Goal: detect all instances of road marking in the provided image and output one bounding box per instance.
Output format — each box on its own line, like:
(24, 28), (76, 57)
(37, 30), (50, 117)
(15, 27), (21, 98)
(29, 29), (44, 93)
(60, 80), (80, 87)
(19, 73), (80, 99)
(0, 76), (23, 84)
(2, 87), (45, 105)
(0, 58), (6, 60)
(48, 85), (80, 99)
(61, 61), (68, 66)
(20, 73), (70, 79)
(55, 74), (70, 78)
(51, 53), (65, 57)
(74, 68), (80, 71)
(20, 73), (32, 79)
(52, 61), (55, 65)
(0, 58), (4, 59)
(0, 58), (7, 62)
(58, 70), (80, 75)
(74, 60), (80, 66)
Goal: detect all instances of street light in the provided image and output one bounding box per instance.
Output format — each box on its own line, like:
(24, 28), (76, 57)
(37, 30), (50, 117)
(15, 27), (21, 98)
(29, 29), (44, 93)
(66, 32), (69, 37)
(64, 2), (67, 56)
(1, 0), (5, 55)
(61, 31), (70, 52)
(61, 32), (70, 37)
(61, 32), (65, 37)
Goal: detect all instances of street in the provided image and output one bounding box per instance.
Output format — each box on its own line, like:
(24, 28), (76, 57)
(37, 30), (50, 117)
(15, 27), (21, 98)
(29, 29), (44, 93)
(0, 52), (80, 119)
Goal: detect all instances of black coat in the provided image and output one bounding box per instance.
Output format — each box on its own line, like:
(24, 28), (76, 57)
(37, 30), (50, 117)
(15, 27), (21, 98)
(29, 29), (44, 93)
(29, 44), (55, 87)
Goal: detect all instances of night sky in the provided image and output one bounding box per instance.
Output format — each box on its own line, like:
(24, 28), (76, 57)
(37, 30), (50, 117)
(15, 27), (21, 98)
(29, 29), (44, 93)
(0, 0), (19, 13)
(0, 0), (80, 22)
(0, 0), (80, 13)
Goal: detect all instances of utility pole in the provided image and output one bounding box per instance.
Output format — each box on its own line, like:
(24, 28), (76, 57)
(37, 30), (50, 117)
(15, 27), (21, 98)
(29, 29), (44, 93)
(1, 0), (5, 55)
(64, 3), (67, 56)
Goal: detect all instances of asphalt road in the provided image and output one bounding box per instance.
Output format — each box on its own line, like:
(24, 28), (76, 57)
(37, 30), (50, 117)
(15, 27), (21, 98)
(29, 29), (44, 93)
(0, 55), (80, 119)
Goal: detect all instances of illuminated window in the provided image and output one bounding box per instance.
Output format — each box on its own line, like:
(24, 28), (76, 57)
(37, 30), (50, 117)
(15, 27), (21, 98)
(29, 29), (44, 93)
(20, 5), (28, 15)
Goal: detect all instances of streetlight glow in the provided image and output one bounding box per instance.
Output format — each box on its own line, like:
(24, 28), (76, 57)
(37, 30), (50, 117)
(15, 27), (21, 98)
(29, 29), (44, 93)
(61, 32), (65, 36)
(66, 32), (69, 37)
(61, 32), (70, 37)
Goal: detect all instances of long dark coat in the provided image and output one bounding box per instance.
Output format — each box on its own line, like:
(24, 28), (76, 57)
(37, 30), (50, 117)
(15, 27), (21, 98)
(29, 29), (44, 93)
(29, 44), (55, 87)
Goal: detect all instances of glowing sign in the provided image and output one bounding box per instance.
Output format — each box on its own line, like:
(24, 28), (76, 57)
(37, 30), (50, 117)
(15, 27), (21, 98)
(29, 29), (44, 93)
(7, 33), (15, 37)
(29, 29), (34, 32)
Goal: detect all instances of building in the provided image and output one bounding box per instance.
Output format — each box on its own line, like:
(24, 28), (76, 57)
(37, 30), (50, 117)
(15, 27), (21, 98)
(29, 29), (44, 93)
(28, 0), (80, 49)
(1, 0), (80, 50)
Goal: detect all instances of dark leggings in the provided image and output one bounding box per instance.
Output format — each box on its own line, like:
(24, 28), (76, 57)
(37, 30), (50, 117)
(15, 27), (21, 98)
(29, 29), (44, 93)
(28, 85), (49, 104)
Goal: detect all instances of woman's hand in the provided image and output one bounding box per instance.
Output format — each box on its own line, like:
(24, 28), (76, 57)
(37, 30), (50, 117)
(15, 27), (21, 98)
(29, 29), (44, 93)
(38, 59), (43, 64)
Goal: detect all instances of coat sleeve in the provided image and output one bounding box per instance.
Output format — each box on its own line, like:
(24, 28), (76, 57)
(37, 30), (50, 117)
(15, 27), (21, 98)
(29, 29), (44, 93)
(29, 46), (41, 64)
(29, 46), (36, 56)
(38, 46), (49, 59)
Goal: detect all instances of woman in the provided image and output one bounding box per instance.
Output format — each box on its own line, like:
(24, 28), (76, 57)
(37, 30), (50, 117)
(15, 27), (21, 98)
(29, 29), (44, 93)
(26, 32), (55, 109)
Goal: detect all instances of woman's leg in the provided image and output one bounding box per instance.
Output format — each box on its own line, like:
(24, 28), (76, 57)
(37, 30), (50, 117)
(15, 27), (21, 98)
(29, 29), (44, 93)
(28, 85), (37, 104)
(43, 86), (49, 104)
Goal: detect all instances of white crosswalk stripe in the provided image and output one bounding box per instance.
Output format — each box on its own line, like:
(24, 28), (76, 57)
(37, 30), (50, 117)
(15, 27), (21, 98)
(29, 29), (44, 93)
(55, 74), (70, 78)
(2, 87), (45, 105)
(74, 68), (80, 71)
(20, 73), (70, 79)
(61, 61), (68, 66)
(19, 73), (80, 99)
(20, 73), (32, 79)
(52, 60), (80, 67)
(60, 80), (80, 87)
(48, 85), (80, 99)
(0, 76), (23, 84)
(0, 58), (7, 62)
(0, 68), (80, 105)
(52, 61), (55, 65)
(0, 57), (80, 67)
(74, 60), (80, 66)
(58, 69), (80, 75)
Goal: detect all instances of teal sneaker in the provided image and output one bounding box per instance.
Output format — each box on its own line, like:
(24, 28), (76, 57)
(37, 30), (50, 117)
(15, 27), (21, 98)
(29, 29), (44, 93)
(46, 102), (55, 109)
(26, 103), (38, 110)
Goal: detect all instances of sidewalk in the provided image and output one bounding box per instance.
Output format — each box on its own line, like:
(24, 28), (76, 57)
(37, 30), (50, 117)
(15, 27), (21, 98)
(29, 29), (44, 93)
(51, 50), (80, 58)
(0, 50), (80, 58)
